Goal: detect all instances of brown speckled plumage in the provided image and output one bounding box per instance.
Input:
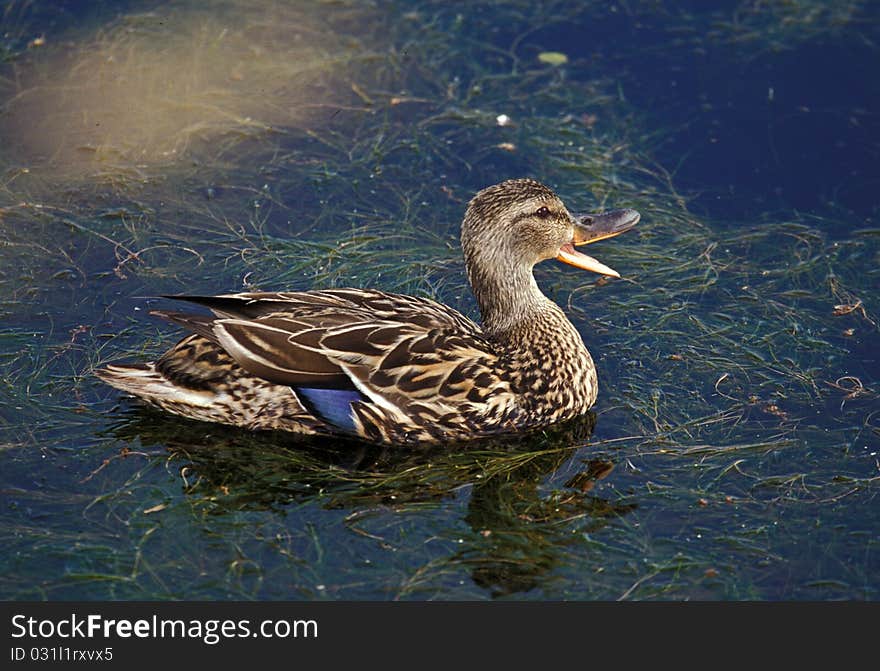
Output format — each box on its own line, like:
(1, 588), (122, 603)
(97, 179), (638, 445)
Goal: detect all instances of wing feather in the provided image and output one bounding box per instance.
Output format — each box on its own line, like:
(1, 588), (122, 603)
(159, 288), (518, 438)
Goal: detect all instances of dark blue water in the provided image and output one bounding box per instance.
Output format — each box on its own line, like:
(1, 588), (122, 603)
(535, 3), (879, 221)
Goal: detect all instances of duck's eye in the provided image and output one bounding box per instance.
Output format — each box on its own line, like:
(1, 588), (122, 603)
(535, 206), (552, 218)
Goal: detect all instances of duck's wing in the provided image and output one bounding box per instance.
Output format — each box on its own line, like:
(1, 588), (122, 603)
(163, 289), (478, 331)
(156, 290), (518, 440)
(157, 289), (485, 387)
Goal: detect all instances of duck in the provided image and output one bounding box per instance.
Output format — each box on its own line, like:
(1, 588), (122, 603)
(97, 179), (639, 445)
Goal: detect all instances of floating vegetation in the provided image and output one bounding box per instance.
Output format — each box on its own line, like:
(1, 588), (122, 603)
(709, 0), (874, 53)
(0, 0), (877, 600)
(537, 51), (569, 66)
(580, 0), (875, 56)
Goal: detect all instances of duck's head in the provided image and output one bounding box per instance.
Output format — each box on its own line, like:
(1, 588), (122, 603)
(461, 178), (639, 286)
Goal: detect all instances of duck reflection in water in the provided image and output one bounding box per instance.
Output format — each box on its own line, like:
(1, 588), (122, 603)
(106, 410), (637, 597)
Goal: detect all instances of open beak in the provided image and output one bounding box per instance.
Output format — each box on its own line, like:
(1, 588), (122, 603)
(556, 208), (640, 278)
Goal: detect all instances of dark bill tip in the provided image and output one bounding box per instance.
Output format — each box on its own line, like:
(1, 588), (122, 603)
(572, 208), (640, 245)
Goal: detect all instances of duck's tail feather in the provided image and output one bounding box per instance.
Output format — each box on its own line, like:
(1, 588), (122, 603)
(95, 363), (219, 409)
(95, 362), (321, 434)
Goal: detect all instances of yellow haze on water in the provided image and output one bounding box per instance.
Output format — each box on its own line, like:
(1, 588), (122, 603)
(0, 1), (370, 192)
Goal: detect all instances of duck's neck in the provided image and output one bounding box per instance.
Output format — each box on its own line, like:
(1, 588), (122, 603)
(467, 261), (551, 337)
(468, 259), (599, 420)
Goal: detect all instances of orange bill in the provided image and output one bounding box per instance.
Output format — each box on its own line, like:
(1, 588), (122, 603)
(556, 208), (640, 277)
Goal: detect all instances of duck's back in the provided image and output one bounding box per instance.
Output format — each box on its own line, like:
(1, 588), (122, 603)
(97, 289), (531, 443)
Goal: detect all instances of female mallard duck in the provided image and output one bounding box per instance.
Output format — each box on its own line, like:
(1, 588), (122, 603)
(97, 179), (639, 444)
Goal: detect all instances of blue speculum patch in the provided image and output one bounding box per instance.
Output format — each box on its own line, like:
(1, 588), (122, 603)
(295, 386), (366, 434)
